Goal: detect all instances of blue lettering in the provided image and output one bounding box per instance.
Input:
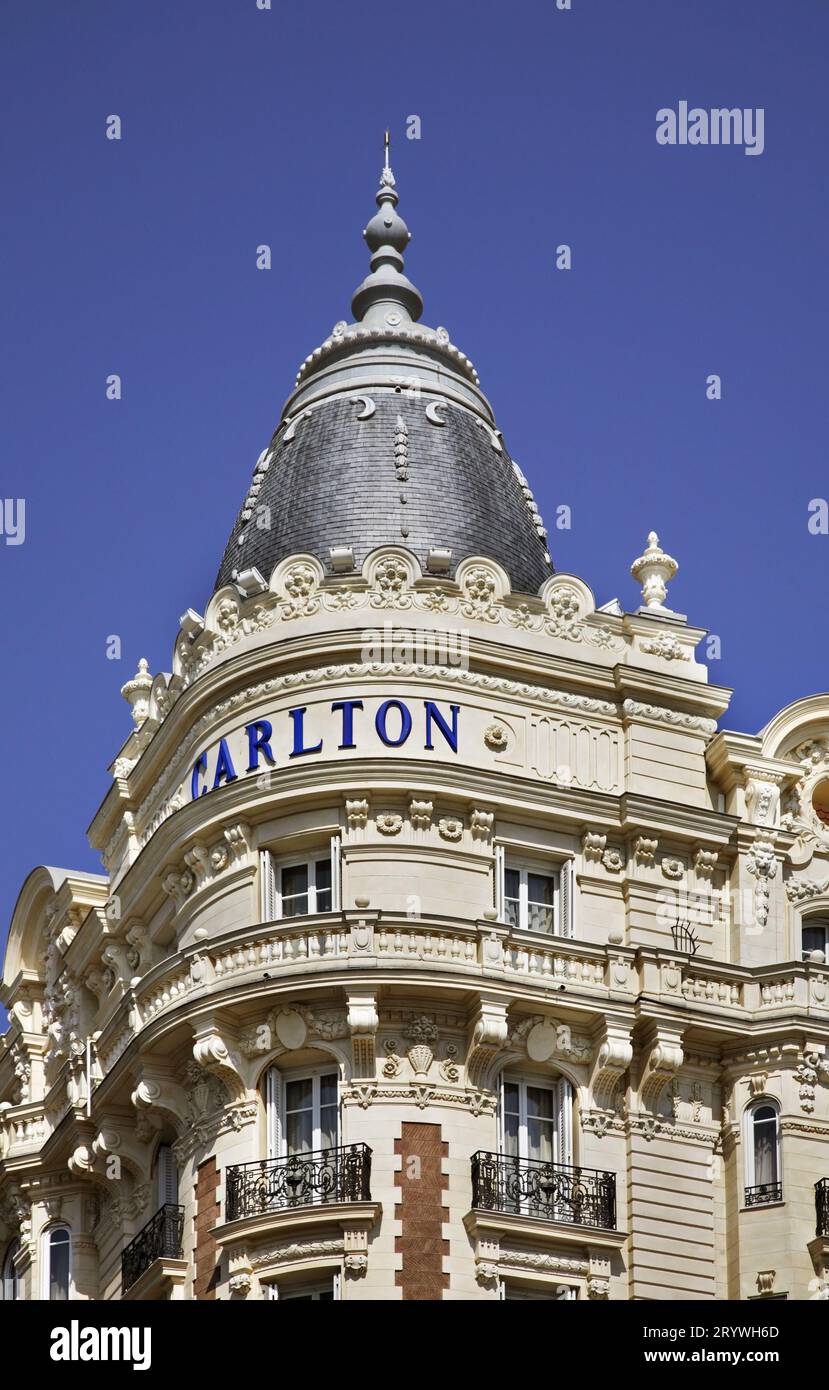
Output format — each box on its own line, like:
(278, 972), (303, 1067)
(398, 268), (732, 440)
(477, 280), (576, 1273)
(375, 699), (413, 747)
(424, 701), (460, 754)
(289, 706), (323, 757)
(331, 699), (364, 749)
(245, 719), (275, 771)
(212, 737), (238, 789)
(191, 751), (208, 799)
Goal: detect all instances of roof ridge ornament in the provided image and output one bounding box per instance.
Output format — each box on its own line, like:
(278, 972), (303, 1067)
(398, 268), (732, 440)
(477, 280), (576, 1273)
(351, 133), (424, 326)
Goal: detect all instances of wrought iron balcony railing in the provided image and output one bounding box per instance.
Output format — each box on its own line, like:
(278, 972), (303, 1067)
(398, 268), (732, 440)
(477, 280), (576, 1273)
(121, 1203), (185, 1293)
(471, 1151), (616, 1230)
(816, 1178), (829, 1235)
(744, 1182), (783, 1207)
(226, 1143), (372, 1222)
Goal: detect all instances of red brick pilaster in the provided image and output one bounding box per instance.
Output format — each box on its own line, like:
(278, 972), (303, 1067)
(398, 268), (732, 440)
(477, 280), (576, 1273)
(394, 1122), (449, 1300)
(194, 1157), (220, 1299)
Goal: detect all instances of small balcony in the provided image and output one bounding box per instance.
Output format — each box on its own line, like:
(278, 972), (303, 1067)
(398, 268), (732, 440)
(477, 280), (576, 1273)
(121, 1203), (185, 1296)
(744, 1182), (783, 1208)
(226, 1143), (372, 1222)
(471, 1151), (617, 1231)
(816, 1178), (829, 1235)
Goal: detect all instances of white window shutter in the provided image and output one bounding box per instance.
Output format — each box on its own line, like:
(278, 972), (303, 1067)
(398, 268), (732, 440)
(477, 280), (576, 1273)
(267, 1282), (279, 1301)
(559, 859), (574, 939)
(259, 849), (276, 922)
(157, 1143), (178, 1207)
(266, 1066), (283, 1158)
(331, 835), (342, 911)
(495, 844), (505, 922)
(556, 1077), (574, 1168)
(333, 1270), (342, 1301)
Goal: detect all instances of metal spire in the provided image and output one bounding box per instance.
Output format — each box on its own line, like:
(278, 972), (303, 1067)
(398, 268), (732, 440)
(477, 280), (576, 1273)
(351, 135), (424, 325)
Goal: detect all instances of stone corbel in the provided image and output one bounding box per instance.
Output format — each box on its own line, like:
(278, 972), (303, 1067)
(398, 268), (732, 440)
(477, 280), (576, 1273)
(227, 1244), (255, 1298)
(590, 1024), (633, 1111)
(343, 1226), (370, 1278)
(92, 1121), (152, 1182)
(347, 990), (378, 1078)
(130, 1067), (188, 1128)
(191, 1021), (246, 1104)
(160, 864), (195, 911)
(101, 940), (131, 988)
(744, 770), (783, 831)
(124, 920), (160, 978)
(466, 996), (510, 1091)
(639, 1026), (684, 1113)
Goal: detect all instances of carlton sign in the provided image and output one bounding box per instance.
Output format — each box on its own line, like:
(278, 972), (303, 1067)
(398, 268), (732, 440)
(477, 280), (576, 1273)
(191, 697), (461, 799)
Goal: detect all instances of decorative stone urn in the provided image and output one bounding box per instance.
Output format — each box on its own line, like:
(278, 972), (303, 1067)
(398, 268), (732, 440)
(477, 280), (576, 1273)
(630, 532), (678, 610)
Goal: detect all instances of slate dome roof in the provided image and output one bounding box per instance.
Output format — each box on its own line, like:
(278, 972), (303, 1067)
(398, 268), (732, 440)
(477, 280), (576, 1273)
(213, 144), (552, 597)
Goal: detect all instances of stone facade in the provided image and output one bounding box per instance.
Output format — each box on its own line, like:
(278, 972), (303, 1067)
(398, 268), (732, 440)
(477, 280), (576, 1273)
(2, 157), (829, 1303)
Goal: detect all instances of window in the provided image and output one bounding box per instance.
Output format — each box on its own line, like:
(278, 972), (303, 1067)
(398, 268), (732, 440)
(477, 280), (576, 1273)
(46, 1227), (71, 1301)
(268, 1276), (339, 1301)
(802, 920), (829, 962)
(502, 1076), (573, 1167)
(280, 858), (332, 917)
(745, 1101), (781, 1205)
(156, 1143), (179, 1207)
(502, 1283), (578, 1301)
(280, 1283), (335, 1301)
(266, 1065), (339, 1157)
(260, 840), (341, 922)
(1, 1241), (20, 1301)
(496, 850), (573, 937)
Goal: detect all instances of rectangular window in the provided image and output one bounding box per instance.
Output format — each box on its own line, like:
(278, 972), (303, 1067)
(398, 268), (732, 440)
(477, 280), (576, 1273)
(260, 838), (341, 922)
(501, 1077), (572, 1167)
(269, 1066), (340, 1158)
(499, 857), (574, 936)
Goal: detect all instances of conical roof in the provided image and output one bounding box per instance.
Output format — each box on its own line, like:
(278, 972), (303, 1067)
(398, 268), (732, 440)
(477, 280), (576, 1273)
(213, 144), (552, 596)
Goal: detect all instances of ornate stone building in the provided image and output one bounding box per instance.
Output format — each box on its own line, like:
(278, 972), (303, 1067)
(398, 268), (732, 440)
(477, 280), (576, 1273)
(3, 151), (829, 1303)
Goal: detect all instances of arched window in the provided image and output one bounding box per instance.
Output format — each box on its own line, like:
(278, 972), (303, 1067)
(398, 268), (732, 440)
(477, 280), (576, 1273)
(46, 1226), (71, 1300)
(1, 1240), (20, 1301)
(745, 1102), (781, 1205)
(802, 918), (829, 962)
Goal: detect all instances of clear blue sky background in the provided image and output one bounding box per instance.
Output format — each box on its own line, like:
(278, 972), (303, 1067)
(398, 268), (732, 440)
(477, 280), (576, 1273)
(1, 0), (827, 945)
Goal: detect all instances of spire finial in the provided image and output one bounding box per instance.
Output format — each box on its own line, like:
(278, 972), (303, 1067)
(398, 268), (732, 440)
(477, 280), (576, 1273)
(351, 137), (423, 325)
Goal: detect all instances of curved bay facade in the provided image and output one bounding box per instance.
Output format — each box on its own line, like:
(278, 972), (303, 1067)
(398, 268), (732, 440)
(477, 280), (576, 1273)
(3, 157), (829, 1304)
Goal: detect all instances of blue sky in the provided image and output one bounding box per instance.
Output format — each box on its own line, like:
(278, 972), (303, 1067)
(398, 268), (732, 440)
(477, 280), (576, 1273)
(1, 0), (827, 941)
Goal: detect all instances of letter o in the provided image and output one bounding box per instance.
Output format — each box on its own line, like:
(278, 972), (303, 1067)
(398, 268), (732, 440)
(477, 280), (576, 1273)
(375, 699), (412, 747)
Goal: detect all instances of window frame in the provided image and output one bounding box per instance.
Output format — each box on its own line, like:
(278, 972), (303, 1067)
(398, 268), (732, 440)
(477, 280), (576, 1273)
(1, 1240), (20, 1301)
(155, 1142), (179, 1208)
(266, 1062), (340, 1159)
(801, 918), (829, 963)
(499, 1072), (574, 1168)
(744, 1098), (781, 1194)
(43, 1225), (71, 1301)
(268, 1274), (341, 1301)
(495, 848), (574, 938)
(260, 838), (341, 923)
